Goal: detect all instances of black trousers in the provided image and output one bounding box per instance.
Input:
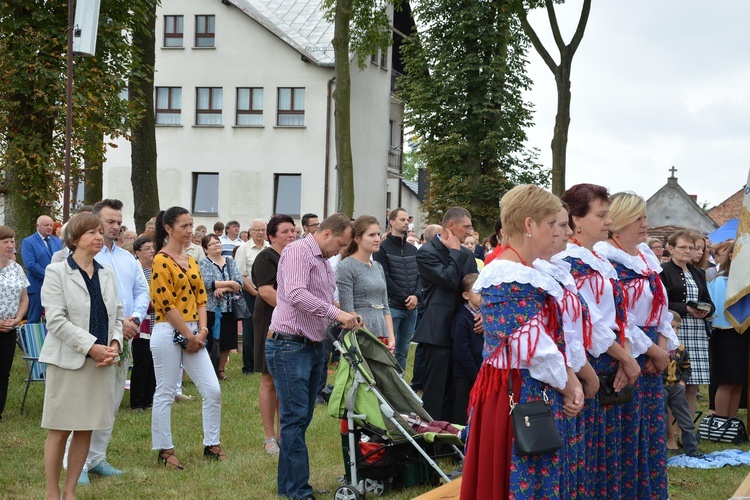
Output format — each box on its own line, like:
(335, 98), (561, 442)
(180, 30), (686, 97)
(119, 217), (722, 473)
(130, 338), (156, 409)
(0, 331), (17, 420)
(242, 291), (255, 374)
(421, 343), (453, 421)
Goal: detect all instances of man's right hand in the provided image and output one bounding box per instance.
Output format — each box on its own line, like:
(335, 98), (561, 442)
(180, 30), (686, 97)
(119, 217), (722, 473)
(442, 228), (460, 250)
(337, 311), (363, 330)
(404, 295), (418, 310)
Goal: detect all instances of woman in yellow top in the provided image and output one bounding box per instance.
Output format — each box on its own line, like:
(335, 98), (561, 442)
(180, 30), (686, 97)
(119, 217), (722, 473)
(150, 207), (225, 469)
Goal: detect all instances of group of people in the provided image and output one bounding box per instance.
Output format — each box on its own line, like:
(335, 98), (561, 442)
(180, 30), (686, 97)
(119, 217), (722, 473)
(0, 182), (741, 500)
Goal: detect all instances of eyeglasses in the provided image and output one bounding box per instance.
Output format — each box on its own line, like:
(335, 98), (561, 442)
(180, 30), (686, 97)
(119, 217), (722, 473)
(674, 245), (695, 252)
(306, 223), (320, 228)
(250, 228), (266, 233)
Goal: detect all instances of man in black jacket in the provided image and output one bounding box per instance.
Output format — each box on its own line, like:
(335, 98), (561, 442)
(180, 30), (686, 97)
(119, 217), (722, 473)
(374, 208), (422, 370)
(413, 207), (479, 420)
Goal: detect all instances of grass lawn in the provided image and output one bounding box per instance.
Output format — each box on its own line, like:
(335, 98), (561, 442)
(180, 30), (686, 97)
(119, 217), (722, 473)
(1, 343), (749, 499)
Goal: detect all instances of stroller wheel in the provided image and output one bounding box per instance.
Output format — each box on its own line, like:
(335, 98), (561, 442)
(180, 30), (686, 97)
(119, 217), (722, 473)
(334, 485), (363, 500)
(364, 478), (386, 496)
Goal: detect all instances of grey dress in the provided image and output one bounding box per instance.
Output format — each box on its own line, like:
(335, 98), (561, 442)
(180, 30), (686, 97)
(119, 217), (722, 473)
(335, 257), (391, 338)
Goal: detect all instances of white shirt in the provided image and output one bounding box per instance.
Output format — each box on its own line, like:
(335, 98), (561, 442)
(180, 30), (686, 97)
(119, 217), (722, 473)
(235, 239), (269, 287)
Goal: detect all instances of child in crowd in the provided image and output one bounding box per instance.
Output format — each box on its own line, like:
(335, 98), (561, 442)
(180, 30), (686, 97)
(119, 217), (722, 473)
(447, 273), (483, 425)
(663, 311), (701, 456)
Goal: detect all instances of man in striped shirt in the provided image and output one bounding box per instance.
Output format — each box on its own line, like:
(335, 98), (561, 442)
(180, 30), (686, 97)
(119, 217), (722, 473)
(267, 213), (361, 500)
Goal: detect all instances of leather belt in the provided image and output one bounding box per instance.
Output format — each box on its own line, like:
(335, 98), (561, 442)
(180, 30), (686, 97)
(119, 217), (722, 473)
(268, 331), (318, 346)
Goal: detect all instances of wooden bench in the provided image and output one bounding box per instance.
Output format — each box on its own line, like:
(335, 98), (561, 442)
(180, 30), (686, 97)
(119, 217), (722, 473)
(412, 477), (462, 500)
(733, 470), (750, 499)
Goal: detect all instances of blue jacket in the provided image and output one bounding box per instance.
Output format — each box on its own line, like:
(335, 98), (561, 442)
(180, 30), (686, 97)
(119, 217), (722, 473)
(451, 304), (484, 381)
(21, 232), (63, 294)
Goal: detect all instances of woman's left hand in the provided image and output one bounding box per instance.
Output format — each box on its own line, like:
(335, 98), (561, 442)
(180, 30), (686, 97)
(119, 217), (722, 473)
(387, 336), (396, 352)
(0, 319), (15, 333)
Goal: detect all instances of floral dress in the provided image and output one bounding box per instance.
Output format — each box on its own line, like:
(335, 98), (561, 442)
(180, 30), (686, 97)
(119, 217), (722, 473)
(461, 260), (568, 500)
(595, 242), (678, 500)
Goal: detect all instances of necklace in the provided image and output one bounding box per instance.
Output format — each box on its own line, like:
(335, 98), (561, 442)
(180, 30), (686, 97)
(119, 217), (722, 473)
(505, 246), (528, 266)
(570, 237), (602, 260)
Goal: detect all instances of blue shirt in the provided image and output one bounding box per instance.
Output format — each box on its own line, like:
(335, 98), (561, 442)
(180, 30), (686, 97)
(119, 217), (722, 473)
(708, 276), (732, 329)
(95, 243), (149, 321)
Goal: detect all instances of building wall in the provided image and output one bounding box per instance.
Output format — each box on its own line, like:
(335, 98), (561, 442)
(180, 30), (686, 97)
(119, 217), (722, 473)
(104, 0), (393, 230)
(646, 179), (717, 234)
(707, 189), (743, 226)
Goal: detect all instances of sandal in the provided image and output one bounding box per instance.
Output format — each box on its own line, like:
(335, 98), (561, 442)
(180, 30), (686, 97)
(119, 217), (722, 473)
(158, 449), (184, 470)
(204, 444), (228, 461)
(217, 370), (229, 381)
(263, 437), (280, 455)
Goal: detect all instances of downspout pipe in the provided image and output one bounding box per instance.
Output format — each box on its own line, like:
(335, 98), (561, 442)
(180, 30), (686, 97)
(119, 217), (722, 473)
(324, 76), (336, 218)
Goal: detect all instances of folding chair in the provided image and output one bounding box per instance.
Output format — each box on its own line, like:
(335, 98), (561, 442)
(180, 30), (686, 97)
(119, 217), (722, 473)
(17, 323), (48, 415)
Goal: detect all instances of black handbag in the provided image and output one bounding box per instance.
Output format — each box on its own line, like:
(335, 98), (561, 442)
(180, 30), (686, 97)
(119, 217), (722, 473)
(697, 414), (749, 444)
(507, 348), (563, 456)
(232, 294), (251, 320)
(597, 373), (634, 406)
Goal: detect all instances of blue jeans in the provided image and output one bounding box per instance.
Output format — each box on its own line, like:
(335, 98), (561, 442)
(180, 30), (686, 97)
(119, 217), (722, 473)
(391, 307), (417, 370)
(266, 336), (325, 500)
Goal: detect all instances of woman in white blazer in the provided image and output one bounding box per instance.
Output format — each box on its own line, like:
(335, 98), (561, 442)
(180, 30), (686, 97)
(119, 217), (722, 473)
(39, 213), (123, 500)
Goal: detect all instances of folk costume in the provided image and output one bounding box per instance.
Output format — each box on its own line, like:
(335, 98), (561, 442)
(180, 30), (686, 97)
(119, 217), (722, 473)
(460, 260), (568, 500)
(534, 257), (593, 499)
(595, 242), (678, 500)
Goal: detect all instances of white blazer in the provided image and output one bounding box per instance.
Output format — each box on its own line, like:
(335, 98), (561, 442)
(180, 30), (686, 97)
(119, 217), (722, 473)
(39, 260), (124, 370)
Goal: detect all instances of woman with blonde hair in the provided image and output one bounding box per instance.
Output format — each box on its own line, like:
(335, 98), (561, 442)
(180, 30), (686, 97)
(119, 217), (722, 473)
(461, 185), (583, 500)
(335, 215), (395, 350)
(595, 192), (680, 494)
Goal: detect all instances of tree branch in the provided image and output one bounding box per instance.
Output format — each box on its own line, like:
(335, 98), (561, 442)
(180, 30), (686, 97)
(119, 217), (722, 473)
(568, 0), (591, 56)
(518, 8), (559, 74)
(544, 0), (565, 51)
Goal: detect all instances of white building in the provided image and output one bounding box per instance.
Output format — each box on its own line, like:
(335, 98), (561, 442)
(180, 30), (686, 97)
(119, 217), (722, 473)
(103, 0), (415, 230)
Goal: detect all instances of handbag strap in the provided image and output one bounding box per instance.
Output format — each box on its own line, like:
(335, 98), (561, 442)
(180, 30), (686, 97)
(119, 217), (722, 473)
(506, 345), (549, 413)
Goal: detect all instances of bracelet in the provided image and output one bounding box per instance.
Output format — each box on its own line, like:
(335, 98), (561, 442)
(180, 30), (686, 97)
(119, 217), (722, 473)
(199, 327), (208, 334)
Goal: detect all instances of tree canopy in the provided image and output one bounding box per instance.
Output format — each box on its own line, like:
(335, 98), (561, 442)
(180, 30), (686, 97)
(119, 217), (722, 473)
(399, 0), (548, 233)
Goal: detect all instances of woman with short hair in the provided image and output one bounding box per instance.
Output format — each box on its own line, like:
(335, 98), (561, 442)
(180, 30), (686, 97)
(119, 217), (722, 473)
(461, 185), (583, 500)
(0, 225), (29, 422)
(40, 213), (123, 499)
(660, 229), (715, 419)
(199, 233), (243, 380)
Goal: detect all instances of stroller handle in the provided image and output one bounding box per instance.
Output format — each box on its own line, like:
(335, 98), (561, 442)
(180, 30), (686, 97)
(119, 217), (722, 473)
(326, 317), (362, 344)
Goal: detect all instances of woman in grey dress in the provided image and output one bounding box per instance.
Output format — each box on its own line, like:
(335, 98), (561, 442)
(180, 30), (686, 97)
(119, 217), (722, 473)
(335, 216), (395, 350)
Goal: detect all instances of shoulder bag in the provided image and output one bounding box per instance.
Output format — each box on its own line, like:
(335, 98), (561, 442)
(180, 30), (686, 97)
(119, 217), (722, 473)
(698, 414), (749, 444)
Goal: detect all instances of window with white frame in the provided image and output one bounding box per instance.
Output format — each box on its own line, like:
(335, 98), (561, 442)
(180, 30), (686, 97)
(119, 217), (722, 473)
(164, 15), (184, 47)
(195, 15), (215, 47)
(192, 173), (219, 215)
(274, 174), (302, 217)
(277, 87), (305, 126)
(236, 87), (263, 126)
(196, 87), (222, 125)
(155, 87), (182, 125)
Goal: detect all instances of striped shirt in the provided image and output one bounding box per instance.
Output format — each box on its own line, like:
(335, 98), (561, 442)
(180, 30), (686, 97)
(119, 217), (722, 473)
(269, 235), (340, 342)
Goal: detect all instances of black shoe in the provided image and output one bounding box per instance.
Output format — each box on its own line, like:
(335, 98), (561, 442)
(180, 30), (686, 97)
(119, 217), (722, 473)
(204, 444), (227, 461)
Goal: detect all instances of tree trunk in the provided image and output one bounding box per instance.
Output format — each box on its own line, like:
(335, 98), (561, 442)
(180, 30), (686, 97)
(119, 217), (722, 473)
(332, 0), (354, 217)
(130, 0), (159, 234)
(83, 128), (104, 205)
(551, 64), (571, 196)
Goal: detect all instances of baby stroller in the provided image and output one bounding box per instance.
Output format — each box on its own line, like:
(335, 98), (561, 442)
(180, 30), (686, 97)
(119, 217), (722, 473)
(326, 324), (464, 499)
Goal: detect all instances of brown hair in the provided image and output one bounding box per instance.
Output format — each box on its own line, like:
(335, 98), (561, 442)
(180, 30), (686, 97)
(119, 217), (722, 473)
(561, 183), (610, 231)
(389, 208), (406, 221)
(65, 213), (102, 251)
(344, 215), (380, 258)
(201, 233), (221, 251)
(717, 242), (735, 277)
(667, 229), (696, 248)
(461, 273), (479, 294)
(441, 207), (471, 228)
(689, 231), (710, 269)
(0, 225), (15, 241)
(319, 213), (353, 236)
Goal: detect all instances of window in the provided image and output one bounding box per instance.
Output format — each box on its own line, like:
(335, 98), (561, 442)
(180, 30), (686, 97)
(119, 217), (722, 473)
(164, 15), (184, 47)
(195, 15), (215, 47)
(380, 48), (387, 69)
(371, 52), (377, 64)
(277, 88), (305, 126)
(236, 87), (263, 126)
(155, 87), (182, 125)
(196, 87), (222, 125)
(274, 174), (302, 217)
(192, 173), (219, 215)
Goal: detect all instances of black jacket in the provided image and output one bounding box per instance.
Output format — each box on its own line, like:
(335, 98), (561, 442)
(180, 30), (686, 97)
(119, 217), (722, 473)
(660, 260), (715, 336)
(451, 305), (484, 380)
(373, 233), (422, 311)
(413, 236), (478, 347)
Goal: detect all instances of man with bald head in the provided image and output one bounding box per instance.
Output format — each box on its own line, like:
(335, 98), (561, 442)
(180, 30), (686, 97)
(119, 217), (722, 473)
(235, 218), (270, 374)
(21, 215), (63, 322)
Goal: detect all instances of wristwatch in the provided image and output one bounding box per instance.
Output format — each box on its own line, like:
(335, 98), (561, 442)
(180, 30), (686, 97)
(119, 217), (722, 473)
(131, 317), (141, 327)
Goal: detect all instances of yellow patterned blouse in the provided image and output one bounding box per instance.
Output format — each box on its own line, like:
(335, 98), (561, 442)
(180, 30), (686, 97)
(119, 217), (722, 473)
(150, 253), (207, 323)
